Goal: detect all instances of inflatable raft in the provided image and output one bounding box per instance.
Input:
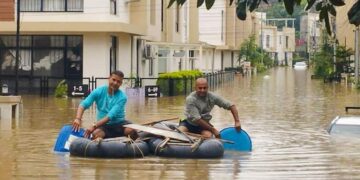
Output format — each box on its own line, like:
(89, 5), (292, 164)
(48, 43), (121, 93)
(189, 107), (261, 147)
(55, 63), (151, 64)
(69, 137), (149, 158)
(148, 137), (224, 158)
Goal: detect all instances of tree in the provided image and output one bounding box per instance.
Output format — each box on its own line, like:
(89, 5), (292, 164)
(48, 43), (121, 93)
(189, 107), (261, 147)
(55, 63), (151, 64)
(167, 0), (360, 35)
(238, 34), (273, 72)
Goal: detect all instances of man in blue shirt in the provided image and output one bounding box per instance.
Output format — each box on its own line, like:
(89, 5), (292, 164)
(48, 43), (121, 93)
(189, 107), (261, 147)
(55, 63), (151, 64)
(72, 70), (138, 140)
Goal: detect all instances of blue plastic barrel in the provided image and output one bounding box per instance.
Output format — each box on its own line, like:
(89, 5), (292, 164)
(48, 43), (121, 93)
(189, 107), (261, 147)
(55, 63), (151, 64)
(220, 127), (252, 151)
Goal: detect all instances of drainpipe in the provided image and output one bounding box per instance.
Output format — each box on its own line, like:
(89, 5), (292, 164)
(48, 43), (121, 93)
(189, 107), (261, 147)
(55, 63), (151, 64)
(135, 36), (141, 87)
(212, 48), (215, 72)
(355, 27), (359, 85)
(15, 0), (20, 95)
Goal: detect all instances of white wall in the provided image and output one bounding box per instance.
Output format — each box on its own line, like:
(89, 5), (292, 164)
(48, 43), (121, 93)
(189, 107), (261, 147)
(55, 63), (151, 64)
(199, 0), (226, 45)
(223, 51), (232, 68)
(146, 0), (163, 41)
(213, 50), (222, 71)
(83, 33), (109, 80)
(118, 33), (132, 77)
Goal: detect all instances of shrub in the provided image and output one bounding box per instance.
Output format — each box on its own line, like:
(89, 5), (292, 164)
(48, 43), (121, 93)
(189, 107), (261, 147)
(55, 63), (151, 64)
(55, 80), (68, 98)
(156, 70), (203, 96)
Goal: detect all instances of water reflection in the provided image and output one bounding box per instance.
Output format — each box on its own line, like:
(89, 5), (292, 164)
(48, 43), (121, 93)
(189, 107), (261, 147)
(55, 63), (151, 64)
(2, 67), (360, 179)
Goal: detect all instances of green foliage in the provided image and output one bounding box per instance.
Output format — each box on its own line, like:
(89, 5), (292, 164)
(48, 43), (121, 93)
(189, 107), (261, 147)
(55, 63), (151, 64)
(156, 70), (203, 96)
(167, 0), (357, 35)
(335, 45), (354, 73)
(55, 80), (68, 98)
(312, 43), (333, 77)
(237, 34), (273, 73)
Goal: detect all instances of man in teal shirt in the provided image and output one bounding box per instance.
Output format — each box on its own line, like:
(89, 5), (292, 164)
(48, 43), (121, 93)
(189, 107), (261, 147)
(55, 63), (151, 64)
(179, 77), (241, 138)
(72, 70), (138, 140)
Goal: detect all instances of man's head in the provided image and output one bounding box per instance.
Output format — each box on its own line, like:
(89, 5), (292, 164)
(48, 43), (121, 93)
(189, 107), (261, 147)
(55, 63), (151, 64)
(108, 70), (124, 92)
(195, 78), (208, 97)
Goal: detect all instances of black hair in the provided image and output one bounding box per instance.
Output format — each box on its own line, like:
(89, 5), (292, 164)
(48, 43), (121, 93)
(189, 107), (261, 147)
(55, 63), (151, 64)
(111, 70), (124, 78)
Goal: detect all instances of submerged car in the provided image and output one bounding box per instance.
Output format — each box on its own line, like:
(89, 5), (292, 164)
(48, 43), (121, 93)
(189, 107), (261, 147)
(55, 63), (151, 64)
(328, 116), (360, 135)
(293, 61), (307, 69)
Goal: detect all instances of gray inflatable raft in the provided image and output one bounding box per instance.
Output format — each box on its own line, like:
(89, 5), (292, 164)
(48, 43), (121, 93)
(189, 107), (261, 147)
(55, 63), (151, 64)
(148, 137), (224, 158)
(70, 137), (149, 158)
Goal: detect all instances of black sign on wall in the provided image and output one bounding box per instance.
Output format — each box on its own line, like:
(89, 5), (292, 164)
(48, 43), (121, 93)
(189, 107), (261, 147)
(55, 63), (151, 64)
(68, 84), (89, 97)
(145, 86), (160, 97)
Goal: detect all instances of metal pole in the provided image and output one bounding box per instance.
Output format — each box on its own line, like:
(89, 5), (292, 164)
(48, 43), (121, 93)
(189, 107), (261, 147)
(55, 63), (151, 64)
(333, 17), (337, 74)
(355, 27), (359, 85)
(261, 13), (263, 64)
(15, 0), (20, 95)
(333, 40), (336, 73)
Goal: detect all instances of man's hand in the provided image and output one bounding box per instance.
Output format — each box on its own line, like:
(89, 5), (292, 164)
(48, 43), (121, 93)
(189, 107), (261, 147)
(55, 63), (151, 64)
(84, 126), (95, 139)
(72, 118), (81, 132)
(234, 121), (241, 132)
(211, 127), (221, 138)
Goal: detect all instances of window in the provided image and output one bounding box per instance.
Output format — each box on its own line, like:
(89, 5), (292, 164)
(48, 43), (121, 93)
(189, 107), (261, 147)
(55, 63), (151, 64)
(279, 36), (282, 45)
(161, 0), (164, 31)
(221, 51), (224, 71)
(175, 5), (180, 32)
(149, 58), (153, 76)
(0, 35), (83, 77)
(150, 0), (156, 25)
(110, 0), (117, 15)
(231, 52), (234, 68)
(178, 59), (182, 71)
(286, 36), (289, 48)
(221, 10), (224, 42)
(110, 36), (117, 73)
(266, 35), (270, 48)
(189, 50), (195, 70)
(20, 0), (83, 12)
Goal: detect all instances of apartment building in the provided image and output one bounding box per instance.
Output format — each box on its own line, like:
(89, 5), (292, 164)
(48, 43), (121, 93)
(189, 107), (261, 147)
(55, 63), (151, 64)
(255, 13), (295, 66)
(0, 0), (256, 94)
(299, 12), (321, 61)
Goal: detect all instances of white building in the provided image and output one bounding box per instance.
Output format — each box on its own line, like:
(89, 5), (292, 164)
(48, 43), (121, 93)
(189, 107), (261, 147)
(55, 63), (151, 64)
(255, 12), (296, 66)
(0, 0), (257, 94)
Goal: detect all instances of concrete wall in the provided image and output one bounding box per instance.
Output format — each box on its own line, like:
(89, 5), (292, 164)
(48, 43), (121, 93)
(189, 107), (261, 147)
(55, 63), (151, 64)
(83, 33), (109, 78)
(199, 0), (226, 46)
(336, 0), (358, 50)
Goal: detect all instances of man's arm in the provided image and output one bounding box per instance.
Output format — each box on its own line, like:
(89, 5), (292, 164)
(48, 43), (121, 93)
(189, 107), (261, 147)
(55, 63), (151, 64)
(72, 106), (85, 132)
(83, 116), (110, 138)
(72, 88), (98, 132)
(195, 119), (221, 138)
(230, 105), (241, 131)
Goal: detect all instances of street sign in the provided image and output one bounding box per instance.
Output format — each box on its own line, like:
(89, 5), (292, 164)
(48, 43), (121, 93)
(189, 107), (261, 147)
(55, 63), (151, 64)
(145, 85), (160, 97)
(68, 84), (89, 97)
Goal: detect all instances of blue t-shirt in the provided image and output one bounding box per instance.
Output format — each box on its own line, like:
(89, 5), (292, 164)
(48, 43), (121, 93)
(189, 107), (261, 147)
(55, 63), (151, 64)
(80, 85), (127, 124)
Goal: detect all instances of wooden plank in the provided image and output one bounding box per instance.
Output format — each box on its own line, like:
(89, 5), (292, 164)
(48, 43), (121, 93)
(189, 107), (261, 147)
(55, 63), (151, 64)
(141, 117), (179, 125)
(123, 124), (191, 142)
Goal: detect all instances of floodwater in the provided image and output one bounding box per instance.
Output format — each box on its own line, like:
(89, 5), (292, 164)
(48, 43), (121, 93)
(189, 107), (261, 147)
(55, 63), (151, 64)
(1, 67), (360, 179)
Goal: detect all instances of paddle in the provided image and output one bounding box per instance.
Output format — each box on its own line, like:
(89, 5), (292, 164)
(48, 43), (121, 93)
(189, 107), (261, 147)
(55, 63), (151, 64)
(220, 127), (252, 151)
(53, 124), (86, 152)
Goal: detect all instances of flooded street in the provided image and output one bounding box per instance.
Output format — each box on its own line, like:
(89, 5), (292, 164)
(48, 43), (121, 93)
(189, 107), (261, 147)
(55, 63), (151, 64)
(2, 67), (360, 179)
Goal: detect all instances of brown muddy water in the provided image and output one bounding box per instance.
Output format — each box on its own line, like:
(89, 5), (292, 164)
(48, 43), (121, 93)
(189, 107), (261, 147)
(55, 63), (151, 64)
(1, 67), (360, 179)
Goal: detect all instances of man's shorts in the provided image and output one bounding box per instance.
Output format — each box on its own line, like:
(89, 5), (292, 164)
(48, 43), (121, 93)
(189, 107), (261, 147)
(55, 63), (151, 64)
(98, 120), (132, 138)
(179, 120), (203, 134)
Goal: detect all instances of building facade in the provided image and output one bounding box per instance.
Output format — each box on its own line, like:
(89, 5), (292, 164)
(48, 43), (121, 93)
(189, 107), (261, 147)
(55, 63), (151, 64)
(0, 0), (257, 94)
